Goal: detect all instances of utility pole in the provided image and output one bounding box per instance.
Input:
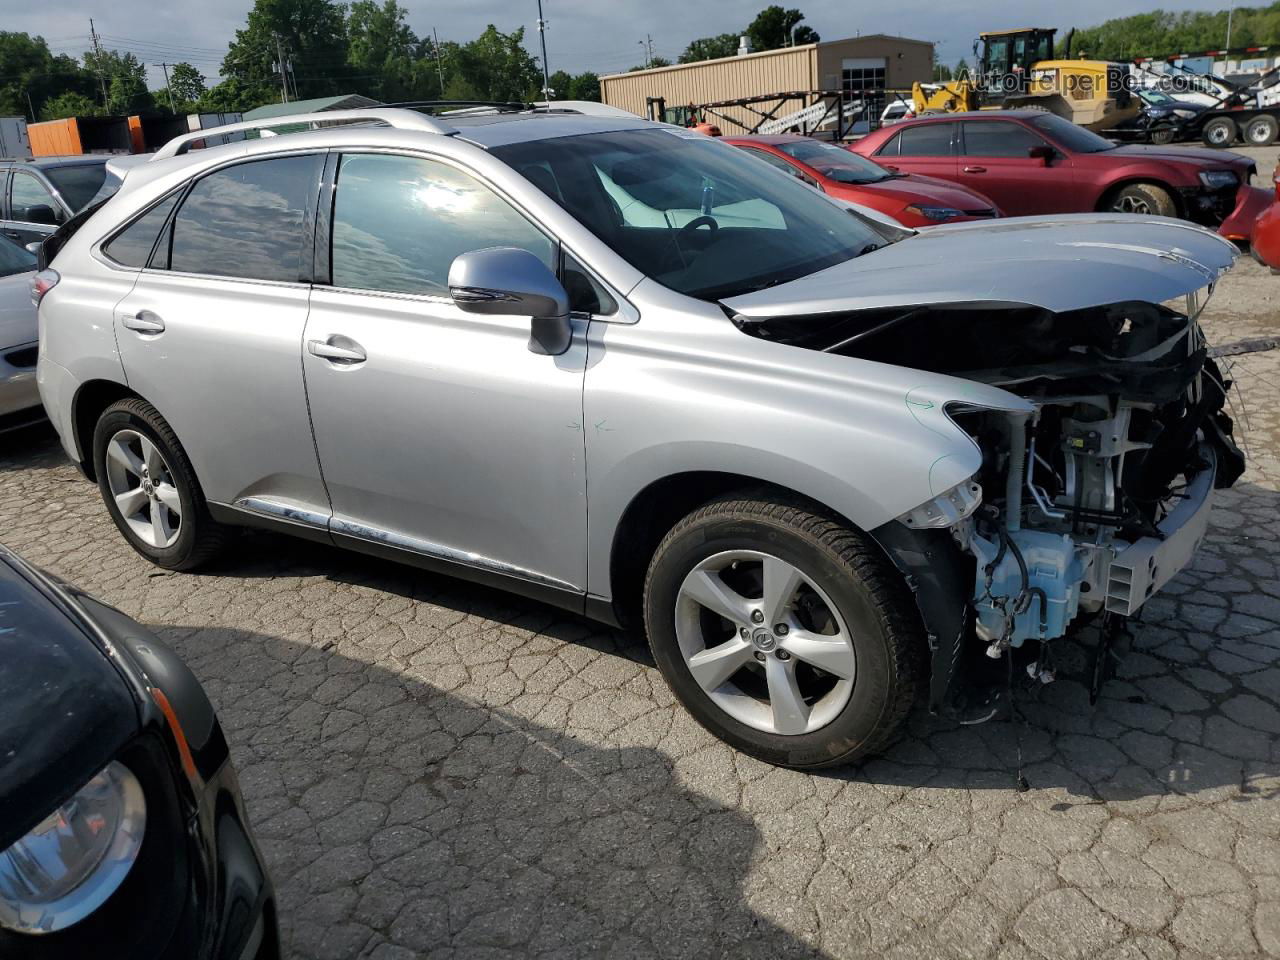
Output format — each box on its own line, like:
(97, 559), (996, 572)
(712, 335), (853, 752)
(536, 0), (551, 101)
(432, 27), (445, 93)
(158, 62), (177, 113)
(1226, 4), (1235, 49)
(24, 90), (36, 122)
(89, 19), (110, 110)
(638, 34), (654, 69)
(274, 35), (289, 104)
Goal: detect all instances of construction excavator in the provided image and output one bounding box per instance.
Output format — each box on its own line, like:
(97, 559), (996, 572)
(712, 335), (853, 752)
(911, 28), (1139, 131)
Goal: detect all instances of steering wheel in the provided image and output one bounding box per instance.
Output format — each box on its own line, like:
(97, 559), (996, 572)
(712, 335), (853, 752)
(680, 215), (719, 239)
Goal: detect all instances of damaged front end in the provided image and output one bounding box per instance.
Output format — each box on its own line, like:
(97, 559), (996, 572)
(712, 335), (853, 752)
(736, 288), (1245, 713)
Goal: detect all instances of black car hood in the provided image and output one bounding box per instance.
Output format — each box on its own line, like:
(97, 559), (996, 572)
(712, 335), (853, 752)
(0, 551), (138, 847)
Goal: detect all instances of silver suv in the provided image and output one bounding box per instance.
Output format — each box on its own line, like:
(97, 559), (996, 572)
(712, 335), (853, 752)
(35, 107), (1244, 768)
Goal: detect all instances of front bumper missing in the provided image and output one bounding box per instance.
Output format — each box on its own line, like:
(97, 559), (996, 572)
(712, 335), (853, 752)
(1104, 445), (1217, 616)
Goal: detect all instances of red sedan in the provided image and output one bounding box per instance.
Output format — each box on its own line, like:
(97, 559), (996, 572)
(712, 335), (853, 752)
(723, 134), (1001, 228)
(1252, 166), (1280, 272)
(849, 110), (1272, 241)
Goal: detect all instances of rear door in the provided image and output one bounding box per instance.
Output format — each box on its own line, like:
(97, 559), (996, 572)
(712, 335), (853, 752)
(873, 122), (958, 182)
(956, 120), (1074, 216)
(110, 152), (329, 516)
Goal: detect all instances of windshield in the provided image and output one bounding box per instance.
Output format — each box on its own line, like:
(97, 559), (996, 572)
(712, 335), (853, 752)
(775, 139), (893, 184)
(1028, 113), (1115, 153)
(44, 163), (111, 212)
(1138, 89), (1177, 106)
(492, 129), (885, 301)
(0, 235), (36, 277)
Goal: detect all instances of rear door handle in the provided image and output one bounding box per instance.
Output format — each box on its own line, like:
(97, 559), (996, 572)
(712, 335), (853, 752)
(308, 336), (367, 364)
(121, 311), (165, 334)
(963, 165), (987, 174)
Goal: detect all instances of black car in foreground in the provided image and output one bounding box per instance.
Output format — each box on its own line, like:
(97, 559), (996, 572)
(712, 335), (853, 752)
(0, 545), (277, 958)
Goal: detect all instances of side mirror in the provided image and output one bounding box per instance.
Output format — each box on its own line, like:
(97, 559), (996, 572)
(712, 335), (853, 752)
(1028, 145), (1054, 165)
(448, 247), (572, 356)
(24, 204), (60, 225)
(25, 241), (42, 255)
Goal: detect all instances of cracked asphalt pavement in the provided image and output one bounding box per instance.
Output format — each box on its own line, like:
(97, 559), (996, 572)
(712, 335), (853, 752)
(2, 265), (1279, 959)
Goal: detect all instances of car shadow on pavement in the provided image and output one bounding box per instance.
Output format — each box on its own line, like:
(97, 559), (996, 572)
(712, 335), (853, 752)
(151, 623), (825, 960)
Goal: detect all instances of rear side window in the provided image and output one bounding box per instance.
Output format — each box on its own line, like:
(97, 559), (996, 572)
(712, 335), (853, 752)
(891, 124), (955, 157)
(329, 153), (555, 296)
(102, 193), (180, 268)
(961, 121), (1047, 157)
(169, 155), (320, 282)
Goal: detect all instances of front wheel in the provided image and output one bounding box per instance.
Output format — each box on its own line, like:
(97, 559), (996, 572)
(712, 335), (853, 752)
(1109, 182), (1177, 217)
(93, 398), (231, 570)
(643, 496), (923, 768)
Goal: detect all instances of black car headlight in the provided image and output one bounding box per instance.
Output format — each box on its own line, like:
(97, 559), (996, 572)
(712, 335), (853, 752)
(1198, 170), (1238, 190)
(0, 761), (146, 934)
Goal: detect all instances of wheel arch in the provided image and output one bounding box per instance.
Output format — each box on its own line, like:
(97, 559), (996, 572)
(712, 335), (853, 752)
(71, 378), (146, 480)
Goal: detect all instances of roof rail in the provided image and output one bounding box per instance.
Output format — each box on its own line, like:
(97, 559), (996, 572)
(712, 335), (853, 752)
(152, 108), (455, 160)
(383, 100), (531, 114)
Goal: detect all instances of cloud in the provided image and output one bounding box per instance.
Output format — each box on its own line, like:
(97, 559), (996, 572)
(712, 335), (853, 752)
(14, 0), (1239, 91)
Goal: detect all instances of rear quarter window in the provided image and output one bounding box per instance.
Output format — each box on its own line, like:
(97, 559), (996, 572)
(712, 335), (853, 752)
(101, 193), (180, 269)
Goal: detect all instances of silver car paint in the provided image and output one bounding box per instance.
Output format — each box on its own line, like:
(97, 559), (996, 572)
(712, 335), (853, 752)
(36, 112), (1230, 607)
(0, 271), (39, 417)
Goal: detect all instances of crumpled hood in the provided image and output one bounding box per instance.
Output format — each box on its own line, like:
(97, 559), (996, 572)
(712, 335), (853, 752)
(0, 270), (36, 349)
(722, 213), (1238, 319)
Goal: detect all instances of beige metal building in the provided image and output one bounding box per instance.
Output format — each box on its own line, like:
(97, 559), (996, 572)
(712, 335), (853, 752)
(600, 35), (934, 131)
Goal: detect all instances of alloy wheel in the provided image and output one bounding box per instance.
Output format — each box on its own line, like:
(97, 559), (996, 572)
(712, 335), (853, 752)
(674, 550), (856, 735)
(104, 429), (183, 548)
(1114, 195), (1152, 214)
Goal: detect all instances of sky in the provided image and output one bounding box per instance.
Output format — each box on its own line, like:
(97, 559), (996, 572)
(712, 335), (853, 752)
(12, 0), (1244, 91)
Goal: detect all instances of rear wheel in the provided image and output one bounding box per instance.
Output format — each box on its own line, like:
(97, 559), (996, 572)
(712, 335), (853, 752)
(93, 398), (231, 570)
(1149, 126), (1176, 145)
(1201, 116), (1238, 147)
(1243, 114), (1279, 147)
(643, 496), (923, 768)
(1109, 182), (1178, 217)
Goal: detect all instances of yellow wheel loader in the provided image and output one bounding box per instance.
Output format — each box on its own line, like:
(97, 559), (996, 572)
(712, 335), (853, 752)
(913, 28), (1138, 131)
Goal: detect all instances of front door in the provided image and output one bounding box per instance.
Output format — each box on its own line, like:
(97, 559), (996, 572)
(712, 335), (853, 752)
(956, 120), (1073, 216)
(302, 151), (589, 595)
(112, 153), (329, 515)
(3, 171), (66, 247)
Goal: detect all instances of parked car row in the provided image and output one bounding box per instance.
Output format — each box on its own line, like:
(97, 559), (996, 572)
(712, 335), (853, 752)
(846, 109), (1272, 241)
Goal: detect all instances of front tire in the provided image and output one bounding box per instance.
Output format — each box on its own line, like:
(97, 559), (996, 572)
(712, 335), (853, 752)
(643, 496), (923, 768)
(1109, 182), (1177, 217)
(93, 398), (230, 570)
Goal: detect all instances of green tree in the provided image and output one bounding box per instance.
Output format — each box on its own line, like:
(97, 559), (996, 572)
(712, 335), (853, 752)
(679, 33), (740, 63)
(746, 6), (819, 52)
(222, 0), (351, 103)
(452, 25), (540, 101)
(546, 69), (573, 98)
(0, 32), (93, 119)
(629, 56), (672, 71)
(195, 76), (265, 113)
(83, 49), (153, 114)
(347, 0), (419, 99)
(567, 71), (600, 101)
(40, 90), (100, 120)
(168, 62), (207, 106)
(442, 73), (480, 101)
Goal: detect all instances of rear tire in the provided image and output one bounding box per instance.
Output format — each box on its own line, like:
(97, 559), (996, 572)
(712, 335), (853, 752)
(1149, 126), (1176, 145)
(93, 398), (231, 571)
(1108, 182), (1178, 217)
(643, 495), (923, 768)
(1243, 114), (1279, 147)
(1201, 116), (1238, 147)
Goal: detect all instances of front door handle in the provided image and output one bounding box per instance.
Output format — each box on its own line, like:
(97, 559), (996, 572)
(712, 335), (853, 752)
(121, 311), (165, 334)
(963, 165), (988, 174)
(308, 336), (367, 364)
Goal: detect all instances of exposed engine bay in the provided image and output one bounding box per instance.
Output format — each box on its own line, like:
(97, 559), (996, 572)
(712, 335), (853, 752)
(736, 288), (1246, 707)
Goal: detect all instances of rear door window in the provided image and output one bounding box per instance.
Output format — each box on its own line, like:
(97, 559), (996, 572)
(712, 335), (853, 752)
(894, 123), (956, 157)
(10, 173), (63, 225)
(45, 164), (109, 213)
(168, 155), (321, 282)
